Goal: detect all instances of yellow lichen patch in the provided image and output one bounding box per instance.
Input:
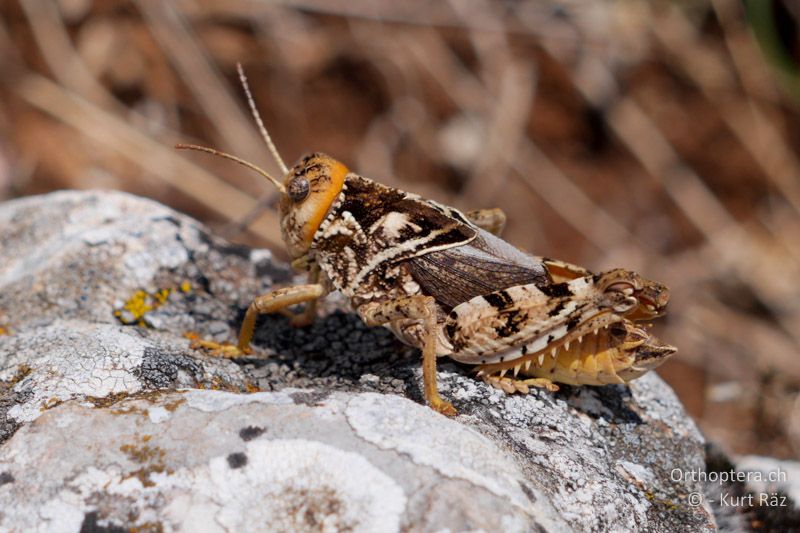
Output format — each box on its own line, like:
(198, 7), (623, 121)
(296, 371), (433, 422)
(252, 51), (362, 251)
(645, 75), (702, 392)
(41, 397), (63, 411)
(114, 281), (192, 327)
(0, 365), (31, 398)
(5, 364), (31, 386)
(129, 522), (165, 533)
(120, 441), (172, 488)
(114, 289), (156, 326)
(87, 389), (187, 415)
(0, 325), (10, 336)
(644, 490), (679, 511)
(163, 398), (186, 412)
(245, 381), (262, 393)
(209, 375), (235, 391)
(85, 392), (133, 408)
(154, 288), (171, 305)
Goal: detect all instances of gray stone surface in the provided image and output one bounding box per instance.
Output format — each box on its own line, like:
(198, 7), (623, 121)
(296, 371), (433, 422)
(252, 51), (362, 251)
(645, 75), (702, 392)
(0, 190), (717, 532)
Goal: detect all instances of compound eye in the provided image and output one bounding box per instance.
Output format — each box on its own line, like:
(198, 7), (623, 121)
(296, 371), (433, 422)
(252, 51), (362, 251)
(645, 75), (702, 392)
(288, 177), (310, 202)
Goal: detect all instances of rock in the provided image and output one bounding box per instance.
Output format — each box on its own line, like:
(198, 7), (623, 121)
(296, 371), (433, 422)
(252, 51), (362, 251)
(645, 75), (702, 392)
(701, 445), (800, 532)
(0, 190), (716, 532)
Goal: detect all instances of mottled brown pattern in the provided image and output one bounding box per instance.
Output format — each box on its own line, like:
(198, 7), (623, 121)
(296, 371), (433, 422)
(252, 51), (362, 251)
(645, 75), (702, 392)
(312, 174), (477, 305)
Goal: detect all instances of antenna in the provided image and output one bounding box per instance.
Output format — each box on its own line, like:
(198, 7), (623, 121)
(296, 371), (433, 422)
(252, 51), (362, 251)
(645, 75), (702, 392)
(175, 143), (286, 194)
(237, 62), (289, 176)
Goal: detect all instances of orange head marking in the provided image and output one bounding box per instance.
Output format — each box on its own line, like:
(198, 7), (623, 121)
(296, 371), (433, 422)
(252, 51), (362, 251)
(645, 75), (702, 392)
(279, 153), (348, 258)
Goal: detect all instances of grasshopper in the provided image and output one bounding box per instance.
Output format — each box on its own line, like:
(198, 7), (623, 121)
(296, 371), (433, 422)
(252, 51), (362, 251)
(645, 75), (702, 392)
(179, 65), (675, 416)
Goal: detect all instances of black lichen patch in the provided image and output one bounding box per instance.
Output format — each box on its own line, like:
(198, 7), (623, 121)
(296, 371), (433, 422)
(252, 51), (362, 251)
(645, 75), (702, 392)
(0, 365), (33, 445)
(239, 425), (265, 441)
(79, 512), (127, 533)
(227, 452), (248, 469)
(0, 471), (14, 485)
(237, 309), (471, 407)
(138, 347), (202, 388)
(250, 310), (415, 383)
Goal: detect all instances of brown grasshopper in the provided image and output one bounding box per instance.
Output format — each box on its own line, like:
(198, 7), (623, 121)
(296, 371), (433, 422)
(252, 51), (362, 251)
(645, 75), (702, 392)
(179, 65), (675, 416)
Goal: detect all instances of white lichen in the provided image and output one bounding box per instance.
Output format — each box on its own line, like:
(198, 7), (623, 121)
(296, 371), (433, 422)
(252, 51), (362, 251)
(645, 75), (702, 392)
(5, 321), (145, 422)
(345, 392), (534, 513)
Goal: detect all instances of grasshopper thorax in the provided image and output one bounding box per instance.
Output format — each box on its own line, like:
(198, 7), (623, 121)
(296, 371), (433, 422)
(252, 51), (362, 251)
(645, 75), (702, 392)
(279, 153), (348, 259)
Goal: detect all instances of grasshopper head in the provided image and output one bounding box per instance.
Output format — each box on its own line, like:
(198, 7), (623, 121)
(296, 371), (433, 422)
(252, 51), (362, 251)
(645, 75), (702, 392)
(279, 153), (348, 259)
(174, 144), (349, 260)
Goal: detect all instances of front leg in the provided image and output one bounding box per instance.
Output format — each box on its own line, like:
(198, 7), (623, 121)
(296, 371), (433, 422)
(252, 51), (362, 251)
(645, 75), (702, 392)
(359, 296), (456, 416)
(277, 264), (322, 327)
(465, 208), (506, 236)
(191, 283), (325, 358)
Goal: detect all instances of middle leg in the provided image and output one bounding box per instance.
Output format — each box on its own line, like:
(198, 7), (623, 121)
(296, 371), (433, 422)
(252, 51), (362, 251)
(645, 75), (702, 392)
(359, 295), (456, 416)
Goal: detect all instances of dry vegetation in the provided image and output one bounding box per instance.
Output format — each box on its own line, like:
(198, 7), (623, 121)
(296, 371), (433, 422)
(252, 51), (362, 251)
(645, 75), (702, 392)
(1, 0), (799, 459)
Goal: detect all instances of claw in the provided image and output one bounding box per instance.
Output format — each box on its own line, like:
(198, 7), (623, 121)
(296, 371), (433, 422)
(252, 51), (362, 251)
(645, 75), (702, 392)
(431, 398), (457, 417)
(186, 334), (251, 359)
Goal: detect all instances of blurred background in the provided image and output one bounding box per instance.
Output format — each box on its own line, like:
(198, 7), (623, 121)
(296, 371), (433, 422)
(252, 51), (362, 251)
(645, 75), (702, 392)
(1, 0), (799, 460)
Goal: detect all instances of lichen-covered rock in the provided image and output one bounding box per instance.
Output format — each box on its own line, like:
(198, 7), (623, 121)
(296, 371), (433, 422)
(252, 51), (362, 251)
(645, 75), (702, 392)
(0, 190), (716, 532)
(0, 389), (566, 532)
